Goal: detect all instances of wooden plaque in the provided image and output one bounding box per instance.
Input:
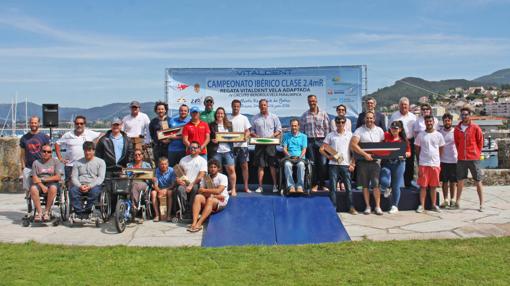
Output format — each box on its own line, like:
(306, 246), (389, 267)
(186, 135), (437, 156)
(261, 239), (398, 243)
(204, 174), (215, 189)
(249, 137), (281, 145)
(216, 132), (245, 143)
(125, 168), (154, 179)
(353, 142), (407, 160)
(157, 127), (183, 140)
(173, 164), (190, 185)
(323, 144), (344, 164)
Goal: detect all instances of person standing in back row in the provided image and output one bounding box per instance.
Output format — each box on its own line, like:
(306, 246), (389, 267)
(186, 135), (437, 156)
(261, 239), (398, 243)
(300, 94), (330, 192)
(122, 101), (151, 144)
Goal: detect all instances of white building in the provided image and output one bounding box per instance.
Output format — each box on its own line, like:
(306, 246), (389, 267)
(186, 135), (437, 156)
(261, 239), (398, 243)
(485, 102), (510, 117)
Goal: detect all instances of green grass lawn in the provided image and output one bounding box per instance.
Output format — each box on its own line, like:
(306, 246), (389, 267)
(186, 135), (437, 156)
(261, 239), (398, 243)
(2, 237), (509, 285)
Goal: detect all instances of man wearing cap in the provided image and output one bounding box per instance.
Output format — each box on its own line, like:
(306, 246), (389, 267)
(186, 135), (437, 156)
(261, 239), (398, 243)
(182, 106), (210, 160)
(454, 106), (484, 211)
(167, 104), (191, 166)
(95, 118), (133, 168)
(122, 101), (151, 144)
(200, 96), (216, 124)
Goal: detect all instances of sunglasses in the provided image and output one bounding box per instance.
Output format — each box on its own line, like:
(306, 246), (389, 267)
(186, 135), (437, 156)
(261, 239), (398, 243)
(190, 146), (200, 150)
(421, 108), (431, 111)
(461, 113), (470, 116)
(391, 126), (400, 129)
(134, 153), (143, 156)
(42, 150), (52, 154)
(335, 121), (346, 124)
(131, 106), (139, 109)
(337, 109), (345, 112)
(75, 122), (85, 125)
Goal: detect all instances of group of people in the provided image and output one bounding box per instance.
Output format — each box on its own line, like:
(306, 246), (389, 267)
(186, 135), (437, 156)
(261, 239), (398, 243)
(19, 94), (485, 229)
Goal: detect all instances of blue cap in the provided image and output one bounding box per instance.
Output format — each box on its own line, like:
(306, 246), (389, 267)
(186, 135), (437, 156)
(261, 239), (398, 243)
(190, 106), (201, 113)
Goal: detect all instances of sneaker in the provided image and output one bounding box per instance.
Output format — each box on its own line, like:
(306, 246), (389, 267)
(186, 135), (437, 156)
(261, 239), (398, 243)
(296, 186), (304, 193)
(416, 205), (424, 213)
(450, 200), (457, 208)
(383, 188), (392, 198)
(451, 201), (459, 209)
(440, 199), (449, 209)
(289, 186), (296, 193)
(348, 208), (358, 215)
(479, 205), (484, 212)
(363, 207), (371, 215)
(255, 186), (263, 193)
(432, 205), (442, 213)
(272, 185), (279, 193)
(375, 207), (383, 215)
(388, 205), (399, 214)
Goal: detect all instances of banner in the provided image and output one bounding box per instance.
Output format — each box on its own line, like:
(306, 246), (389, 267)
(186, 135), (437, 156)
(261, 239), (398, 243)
(165, 66), (363, 119)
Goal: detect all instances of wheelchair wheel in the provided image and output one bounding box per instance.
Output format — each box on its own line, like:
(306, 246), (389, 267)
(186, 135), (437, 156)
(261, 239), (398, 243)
(22, 217), (30, 227)
(60, 189), (70, 222)
(99, 191), (111, 223)
(144, 193), (153, 220)
(115, 200), (127, 233)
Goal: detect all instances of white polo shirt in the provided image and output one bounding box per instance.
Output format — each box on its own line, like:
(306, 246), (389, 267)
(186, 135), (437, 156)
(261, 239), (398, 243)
(122, 112), (151, 143)
(56, 129), (101, 167)
(353, 125), (385, 143)
(389, 111), (417, 139)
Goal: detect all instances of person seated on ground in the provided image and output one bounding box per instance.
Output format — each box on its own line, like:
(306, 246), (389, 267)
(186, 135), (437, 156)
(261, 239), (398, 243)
(320, 116), (356, 214)
(175, 141), (208, 217)
(126, 148), (152, 213)
(70, 141), (106, 217)
(29, 144), (61, 222)
(282, 118), (307, 193)
(379, 120), (411, 215)
(188, 159), (229, 233)
(151, 157), (175, 222)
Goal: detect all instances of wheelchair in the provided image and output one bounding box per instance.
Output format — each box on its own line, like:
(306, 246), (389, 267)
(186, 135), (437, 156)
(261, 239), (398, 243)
(171, 184), (197, 224)
(112, 170), (154, 233)
(22, 181), (69, 227)
(278, 156), (313, 196)
(67, 187), (104, 228)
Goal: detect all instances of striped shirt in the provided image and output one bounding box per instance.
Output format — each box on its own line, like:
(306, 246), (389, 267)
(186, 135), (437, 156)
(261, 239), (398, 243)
(300, 108), (330, 138)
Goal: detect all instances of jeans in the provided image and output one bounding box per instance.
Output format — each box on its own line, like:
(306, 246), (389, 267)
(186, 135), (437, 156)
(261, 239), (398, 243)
(284, 160), (305, 189)
(306, 138), (327, 187)
(70, 185), (102, 214)
(379, 159), (405, 207)
(329, 165), (352, 209)
(213, 151), (235, 166)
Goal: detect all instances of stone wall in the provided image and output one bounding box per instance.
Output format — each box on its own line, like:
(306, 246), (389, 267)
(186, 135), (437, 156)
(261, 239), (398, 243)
(0, 137), (22, 192)
(498, 138), (510, 169)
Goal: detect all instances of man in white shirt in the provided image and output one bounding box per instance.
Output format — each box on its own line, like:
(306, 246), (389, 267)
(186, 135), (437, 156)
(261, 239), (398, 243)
(350, 111), (385, 215)
(55, 115), (102, 188)
(229, 99), (252, 193)
(188, 158), (229, 233)
(321, 116), (356, 214)
(415, 115), (445, 213)
(175, 141), (208, 218)
(438, 113), (457, 209)
(122, 101), (151, 144)
(389, 97), (417, 188)
(413, 103), (439, 138)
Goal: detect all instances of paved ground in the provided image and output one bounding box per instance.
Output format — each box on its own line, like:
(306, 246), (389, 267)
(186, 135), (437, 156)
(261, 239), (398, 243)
(341, 186), (510, 241)
(0, 186), (508, 247)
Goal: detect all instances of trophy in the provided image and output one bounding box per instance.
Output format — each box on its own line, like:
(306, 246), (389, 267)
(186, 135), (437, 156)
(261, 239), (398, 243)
(157, 127), (183, 140)
(174, 164), (190, 185)
(322, 144), (344, 164)
(215, 132), (246, 143)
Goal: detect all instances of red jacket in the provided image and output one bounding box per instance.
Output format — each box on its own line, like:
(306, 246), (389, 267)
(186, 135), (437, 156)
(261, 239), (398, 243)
(454, 122), (483, 161)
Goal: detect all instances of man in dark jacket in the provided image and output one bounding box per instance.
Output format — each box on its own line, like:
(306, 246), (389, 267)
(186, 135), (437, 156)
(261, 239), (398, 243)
(356, 97), (387, 131)
(95, 118), (133, 168)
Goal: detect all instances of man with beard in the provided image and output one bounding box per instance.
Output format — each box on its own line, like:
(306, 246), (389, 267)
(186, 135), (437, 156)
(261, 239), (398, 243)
(438, 113), (457, 209)
(167, 104), (191, 166)
(20, 116), (50, 193)
(415, 115), (445, 213)
(149, 101), (170, 163)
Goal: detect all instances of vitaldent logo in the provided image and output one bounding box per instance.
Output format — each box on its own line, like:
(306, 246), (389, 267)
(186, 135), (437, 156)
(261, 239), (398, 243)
(235, 69), (292, 76)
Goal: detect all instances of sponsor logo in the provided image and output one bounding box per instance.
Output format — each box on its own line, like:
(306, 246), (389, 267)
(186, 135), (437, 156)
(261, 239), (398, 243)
(177, 84), (189, 91)
(235, 69), (292, 76)
(332, 76), (342, 83)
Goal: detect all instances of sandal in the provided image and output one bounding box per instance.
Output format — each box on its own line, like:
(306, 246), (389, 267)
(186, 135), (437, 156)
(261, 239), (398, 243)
(153, 216), (160, 222)
(187, 225), (203, 233)
(34, 213), (42, 222)
(43, 212), (50, 221)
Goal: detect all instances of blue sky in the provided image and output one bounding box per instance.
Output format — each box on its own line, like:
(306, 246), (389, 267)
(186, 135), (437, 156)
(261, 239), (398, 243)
(1, 0), (509, 107)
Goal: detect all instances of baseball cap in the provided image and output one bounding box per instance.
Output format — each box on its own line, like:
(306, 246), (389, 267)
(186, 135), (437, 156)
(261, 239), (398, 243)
(190, 106), (201, 113)
(112, 117), (122, 125)
(204, 96), (214, 103)
(130, 101), (141, 108)
(390, 121), (401, 129)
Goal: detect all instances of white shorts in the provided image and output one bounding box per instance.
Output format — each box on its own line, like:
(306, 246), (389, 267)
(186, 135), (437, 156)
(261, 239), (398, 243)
(22, 168), (32, 191)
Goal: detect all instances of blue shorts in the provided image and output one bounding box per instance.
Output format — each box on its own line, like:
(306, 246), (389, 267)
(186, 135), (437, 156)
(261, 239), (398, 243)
(213, 151), (235, 167)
